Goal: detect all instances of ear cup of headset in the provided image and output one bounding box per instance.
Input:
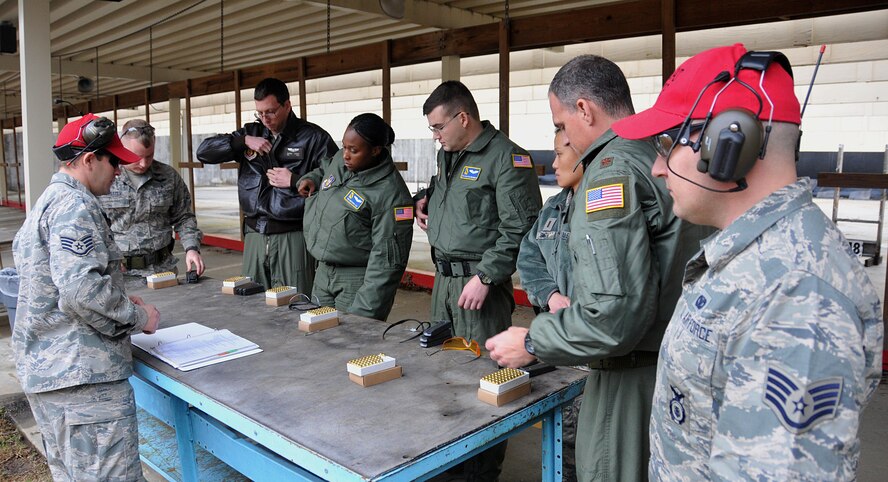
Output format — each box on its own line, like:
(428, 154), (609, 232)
(81, 117), (115, 149)
(698, 108), (763, 182)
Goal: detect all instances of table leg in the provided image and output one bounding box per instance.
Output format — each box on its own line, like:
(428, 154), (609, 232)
(172, 397), (199, 482)
(540, 405), (563, 482)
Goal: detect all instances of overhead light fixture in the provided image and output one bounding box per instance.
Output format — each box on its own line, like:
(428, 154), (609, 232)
(77, 77), (94, 94)
(379, 0), (404, 19)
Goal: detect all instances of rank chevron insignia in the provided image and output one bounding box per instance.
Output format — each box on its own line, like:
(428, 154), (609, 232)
(763, 366), (843, 434)
(60, 234), (96, 257)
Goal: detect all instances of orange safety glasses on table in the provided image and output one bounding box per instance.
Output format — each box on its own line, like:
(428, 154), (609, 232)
(441, 337), (481, 357)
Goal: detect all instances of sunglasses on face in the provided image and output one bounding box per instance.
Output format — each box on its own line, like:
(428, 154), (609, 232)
(652, 122), (705, 158)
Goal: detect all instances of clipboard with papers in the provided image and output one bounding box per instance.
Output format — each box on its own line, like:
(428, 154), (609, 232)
(131, 322), (262, 371)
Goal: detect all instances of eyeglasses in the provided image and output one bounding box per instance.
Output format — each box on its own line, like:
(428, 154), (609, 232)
(381, 318), (431, 343)
(652, 122), (705, 158)
(428, 112), (463, 134)
(441, 337), (481, 357)
(254, 104), (284, 120)
(96, 151), (120, 169)
(123, 125), (155, 138)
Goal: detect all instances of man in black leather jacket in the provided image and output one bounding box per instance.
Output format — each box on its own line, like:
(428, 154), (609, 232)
(197, 78), (338, 292)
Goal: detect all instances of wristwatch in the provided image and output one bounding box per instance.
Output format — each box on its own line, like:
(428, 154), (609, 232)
(524, 332), (536, 356)
(185, 246), (200, 254)
(476, 270), (494, 286)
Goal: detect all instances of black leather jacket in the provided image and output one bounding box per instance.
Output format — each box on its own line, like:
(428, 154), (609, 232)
(197, 112), (338, 235)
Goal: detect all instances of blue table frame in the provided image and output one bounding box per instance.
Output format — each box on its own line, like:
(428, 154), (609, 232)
(129, 282), (587, 481)
(132, 365), (584, 481)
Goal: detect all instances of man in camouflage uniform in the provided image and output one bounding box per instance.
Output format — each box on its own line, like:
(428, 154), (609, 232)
(613, 44), (883, 479)
(99, 119), (204, 278)
(414, 81), (541, 480)
(13, 114), (161, 481)
(487, 55), (710, 481)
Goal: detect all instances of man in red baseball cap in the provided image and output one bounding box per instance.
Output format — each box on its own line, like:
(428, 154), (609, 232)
(13, 113), (159, 480)
(613, 44), (883, 479)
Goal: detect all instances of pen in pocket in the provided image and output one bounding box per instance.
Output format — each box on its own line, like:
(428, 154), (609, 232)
(585, 234), (596, 255)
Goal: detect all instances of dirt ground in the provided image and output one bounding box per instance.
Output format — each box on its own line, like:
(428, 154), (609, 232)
(0, 408), (50, 482)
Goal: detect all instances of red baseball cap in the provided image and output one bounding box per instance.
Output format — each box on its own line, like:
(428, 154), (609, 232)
(53, 113), (139, 164)
(613, 43), (801, 140)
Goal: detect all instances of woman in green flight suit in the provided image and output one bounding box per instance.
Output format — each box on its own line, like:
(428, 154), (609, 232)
(297, 114), (413, 321)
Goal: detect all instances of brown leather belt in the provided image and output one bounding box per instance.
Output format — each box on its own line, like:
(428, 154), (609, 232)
(588, 351), (659, 370)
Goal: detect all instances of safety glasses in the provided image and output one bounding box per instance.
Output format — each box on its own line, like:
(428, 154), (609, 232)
(652, 122), (705, 158)
(382, 318), (431, 343)
(123, 125), (155, 138)
(441, 337), (481, 357)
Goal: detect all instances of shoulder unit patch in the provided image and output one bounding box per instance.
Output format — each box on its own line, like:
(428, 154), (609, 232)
(344, 190), (365, 210)
(586, 183), (624, 213)
(394, 206), (414, 221)
(321, 174), (335, 190)
(60, 234), (96, 257)
(763, 366), (843, 434)
(511, 154), (533, 168)
(460, 166), (482, 181)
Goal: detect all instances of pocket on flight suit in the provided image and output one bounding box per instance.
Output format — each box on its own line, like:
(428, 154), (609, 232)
(573, 231), (624, 297)
(344, 211), (372, 252)
(465, 189), (497, 231)
(64, 388), (140, 481)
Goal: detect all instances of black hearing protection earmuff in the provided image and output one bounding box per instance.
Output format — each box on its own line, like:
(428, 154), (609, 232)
(52, 116), (117, 162)
(698, 108), (763, 182)
(668, 51), (793, 191)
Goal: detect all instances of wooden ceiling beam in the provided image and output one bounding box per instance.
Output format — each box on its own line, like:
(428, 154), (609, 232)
(31, 0), (888, 114)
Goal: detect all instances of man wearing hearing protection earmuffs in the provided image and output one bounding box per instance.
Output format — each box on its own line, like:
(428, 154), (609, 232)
(13, 114), (161, 481)
(613, 43), (883, 479)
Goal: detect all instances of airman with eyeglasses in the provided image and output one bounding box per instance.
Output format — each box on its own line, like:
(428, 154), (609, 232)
(196, 77), (338, 292)
(412, 80), (542, 482)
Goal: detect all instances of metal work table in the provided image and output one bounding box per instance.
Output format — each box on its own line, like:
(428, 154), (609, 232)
(131, 281), (586, 481)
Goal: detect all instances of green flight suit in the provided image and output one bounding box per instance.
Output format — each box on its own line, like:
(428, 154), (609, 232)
(517, 187), (586, 481)
(418, 121), (540, 482)
(421, 121), (542, 344)
(301, 149), (413, 321)
(517, 187), (574, 309)
(529, 130), (711, 482)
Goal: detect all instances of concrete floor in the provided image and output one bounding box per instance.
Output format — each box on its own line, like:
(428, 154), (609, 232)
(0, 199), (886, 481)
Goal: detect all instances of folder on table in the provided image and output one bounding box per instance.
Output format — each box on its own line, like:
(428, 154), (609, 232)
(131, 322), (261, 371)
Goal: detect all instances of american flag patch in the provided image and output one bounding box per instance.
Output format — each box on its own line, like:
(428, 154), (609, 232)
(512, 154), (532, 168)
(394, 206), (414, 221)
(586, 183), (624, 213)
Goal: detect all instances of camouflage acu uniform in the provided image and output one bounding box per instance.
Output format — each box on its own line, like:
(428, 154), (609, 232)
(13, 172), (149, 481)
(99, 161), (202, 276)
(650, 179), (884, 480)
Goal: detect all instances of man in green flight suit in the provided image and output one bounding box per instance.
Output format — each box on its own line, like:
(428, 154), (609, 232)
(486, 55), (711, 481)
(414, 80), (541, 481)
